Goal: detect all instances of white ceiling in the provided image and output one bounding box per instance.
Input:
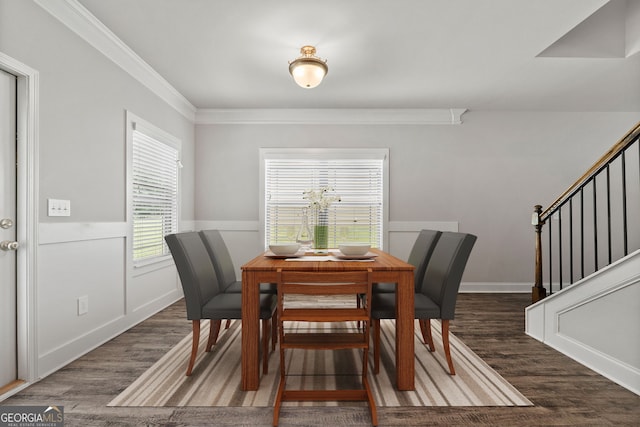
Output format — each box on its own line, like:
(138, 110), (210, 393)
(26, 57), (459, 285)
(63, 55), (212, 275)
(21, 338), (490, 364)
(75, 0), (640, 112)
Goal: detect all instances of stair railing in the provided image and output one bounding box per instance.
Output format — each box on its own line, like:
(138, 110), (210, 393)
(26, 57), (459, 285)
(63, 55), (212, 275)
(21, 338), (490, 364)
(532, 121), (640, 303)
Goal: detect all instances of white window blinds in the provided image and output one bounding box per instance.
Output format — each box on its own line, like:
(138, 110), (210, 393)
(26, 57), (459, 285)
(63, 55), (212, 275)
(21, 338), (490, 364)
(132, 127), (179, 263)
(264, 151), (386, 249)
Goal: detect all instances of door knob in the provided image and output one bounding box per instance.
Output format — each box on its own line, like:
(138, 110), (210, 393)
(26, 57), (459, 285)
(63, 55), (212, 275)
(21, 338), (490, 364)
(0, 218), (14, 229)
(0, 240), (19, 251)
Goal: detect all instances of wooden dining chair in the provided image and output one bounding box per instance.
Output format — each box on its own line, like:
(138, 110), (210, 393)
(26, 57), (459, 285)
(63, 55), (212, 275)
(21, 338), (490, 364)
(165, 231), (277, 376)
(370, 231), (476, 375)
(273, 268), (377, 427)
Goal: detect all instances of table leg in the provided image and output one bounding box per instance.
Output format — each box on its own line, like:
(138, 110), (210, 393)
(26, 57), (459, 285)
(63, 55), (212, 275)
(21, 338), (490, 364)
(241, 270), (260, 390)
(395, 270), (415, 390)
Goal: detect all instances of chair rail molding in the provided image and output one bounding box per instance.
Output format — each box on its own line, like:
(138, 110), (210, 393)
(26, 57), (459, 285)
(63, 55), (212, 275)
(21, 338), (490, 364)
(388, 221), (459, 232)
(39, 222), (127, 244)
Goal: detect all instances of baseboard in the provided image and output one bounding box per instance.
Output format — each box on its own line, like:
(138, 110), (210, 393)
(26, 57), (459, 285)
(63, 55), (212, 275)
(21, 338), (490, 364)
(37, 289), (183, 379)
(543, 332), (640, 396)
(460, 282), (531, 293)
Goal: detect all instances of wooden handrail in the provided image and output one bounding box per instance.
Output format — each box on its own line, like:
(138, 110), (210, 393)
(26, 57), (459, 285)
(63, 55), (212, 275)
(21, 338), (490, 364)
(540, 121), (640, 221)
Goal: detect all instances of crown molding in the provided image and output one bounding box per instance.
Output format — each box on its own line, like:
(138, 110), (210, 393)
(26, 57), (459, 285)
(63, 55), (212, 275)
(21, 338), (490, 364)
(34, 0), (196, 122)
(195, 108), (467, 125)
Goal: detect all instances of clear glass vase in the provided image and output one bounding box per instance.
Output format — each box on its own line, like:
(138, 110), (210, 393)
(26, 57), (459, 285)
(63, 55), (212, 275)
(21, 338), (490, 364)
(296, 207), (313, 251)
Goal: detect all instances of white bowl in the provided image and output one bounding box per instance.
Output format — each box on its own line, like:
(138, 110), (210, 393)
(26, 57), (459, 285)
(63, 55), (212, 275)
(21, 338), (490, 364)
(269, 243), (301, 256)
(338, 243), (371, 256)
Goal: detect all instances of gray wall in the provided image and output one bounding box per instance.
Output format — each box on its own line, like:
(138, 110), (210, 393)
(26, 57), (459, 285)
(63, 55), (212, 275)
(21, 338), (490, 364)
(0, 0), (195, 223)
(194, 112), (639, 285)
(1, 0), (194, 376)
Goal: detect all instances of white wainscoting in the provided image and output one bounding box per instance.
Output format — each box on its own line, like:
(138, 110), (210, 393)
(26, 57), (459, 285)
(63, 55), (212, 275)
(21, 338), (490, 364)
(526, 249), (640, 396)
(36, 222), (183, 378)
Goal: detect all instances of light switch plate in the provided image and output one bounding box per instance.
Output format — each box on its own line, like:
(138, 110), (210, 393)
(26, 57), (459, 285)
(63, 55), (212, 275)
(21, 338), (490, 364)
(48, 198), (71, 217)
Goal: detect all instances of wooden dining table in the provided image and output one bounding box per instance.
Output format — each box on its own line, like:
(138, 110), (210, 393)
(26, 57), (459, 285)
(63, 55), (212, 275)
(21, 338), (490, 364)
(240, 248), (415, 391)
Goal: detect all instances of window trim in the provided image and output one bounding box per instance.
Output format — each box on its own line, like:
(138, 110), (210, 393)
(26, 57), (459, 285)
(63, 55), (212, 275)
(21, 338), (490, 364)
(126, 111), (181, 274)
(259, 148), (389, 250)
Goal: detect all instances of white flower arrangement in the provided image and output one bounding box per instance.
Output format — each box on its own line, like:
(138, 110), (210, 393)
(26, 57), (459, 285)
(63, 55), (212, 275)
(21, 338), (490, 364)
(302, 186), (341, 210)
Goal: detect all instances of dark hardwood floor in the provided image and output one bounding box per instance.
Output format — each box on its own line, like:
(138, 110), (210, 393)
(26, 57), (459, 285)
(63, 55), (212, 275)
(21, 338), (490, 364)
(2, 293), (639, 426)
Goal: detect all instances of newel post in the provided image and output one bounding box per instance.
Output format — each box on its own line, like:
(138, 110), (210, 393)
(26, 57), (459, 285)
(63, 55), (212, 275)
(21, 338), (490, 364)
(532, 205), (547, 303)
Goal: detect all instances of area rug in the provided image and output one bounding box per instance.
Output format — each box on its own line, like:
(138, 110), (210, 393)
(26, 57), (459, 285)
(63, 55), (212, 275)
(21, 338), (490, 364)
(108, 318), (531, 408)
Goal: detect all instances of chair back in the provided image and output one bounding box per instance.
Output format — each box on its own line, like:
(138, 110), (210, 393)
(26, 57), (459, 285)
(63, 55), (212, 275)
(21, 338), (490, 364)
(277, 269), (373, 324)
(407, 229), (442, 290)
(419, 231), (477, 319)
(165, 232), (222, 320)
(199, 229), (237, 287)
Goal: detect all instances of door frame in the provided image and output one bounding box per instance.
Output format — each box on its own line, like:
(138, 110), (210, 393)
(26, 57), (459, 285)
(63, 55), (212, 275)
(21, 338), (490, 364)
(0, 52), (39, 398)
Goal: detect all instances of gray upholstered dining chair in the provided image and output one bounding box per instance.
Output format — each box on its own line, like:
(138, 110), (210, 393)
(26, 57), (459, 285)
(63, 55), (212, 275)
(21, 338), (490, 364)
(199, 229), (277, 295)
(199, 229), (278, 338)
(372, 229), (442, 293)
(356, 229), (442, 329)
(370, 231), (477, 375)
(165, 231), (277, 376)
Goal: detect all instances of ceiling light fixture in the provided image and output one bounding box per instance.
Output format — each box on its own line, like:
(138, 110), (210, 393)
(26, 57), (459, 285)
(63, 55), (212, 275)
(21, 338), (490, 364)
(289, 45), (328, 89)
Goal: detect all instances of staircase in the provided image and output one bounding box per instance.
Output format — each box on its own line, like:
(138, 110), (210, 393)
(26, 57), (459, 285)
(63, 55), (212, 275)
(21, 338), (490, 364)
(525, 122), (640, 396)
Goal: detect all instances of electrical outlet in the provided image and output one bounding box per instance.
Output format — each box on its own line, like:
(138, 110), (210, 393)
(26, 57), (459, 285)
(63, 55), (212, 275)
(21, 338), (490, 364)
(77, 295), (88, 316)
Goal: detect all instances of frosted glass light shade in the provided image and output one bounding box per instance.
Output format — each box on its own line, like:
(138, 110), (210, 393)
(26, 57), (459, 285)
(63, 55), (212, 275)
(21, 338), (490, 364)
(289, 46), (328, 89)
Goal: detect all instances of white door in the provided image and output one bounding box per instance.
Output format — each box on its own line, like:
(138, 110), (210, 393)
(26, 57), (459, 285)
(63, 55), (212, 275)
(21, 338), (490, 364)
(0, 69), (18, 389)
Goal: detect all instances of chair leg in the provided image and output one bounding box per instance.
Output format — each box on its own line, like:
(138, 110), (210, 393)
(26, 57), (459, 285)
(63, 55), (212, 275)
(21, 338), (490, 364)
(186, 320), (200, 376)
(419, 319), (435, 352)
(271, 311), (278, 351)
(372, 318), (381, 374)
(273, 373), (286, 426)
(362, 328), (378, 426)
(262, 318), (270, 375)
(363, 376), (378, 426)
(273, 329), (287, 427)
(206, 319), (222, 352)
(225, 319), (231, 329)
(441, 319), (455, 375)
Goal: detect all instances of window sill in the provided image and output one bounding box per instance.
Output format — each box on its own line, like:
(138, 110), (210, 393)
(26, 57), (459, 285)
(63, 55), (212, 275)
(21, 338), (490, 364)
(133, 255), (174, 277)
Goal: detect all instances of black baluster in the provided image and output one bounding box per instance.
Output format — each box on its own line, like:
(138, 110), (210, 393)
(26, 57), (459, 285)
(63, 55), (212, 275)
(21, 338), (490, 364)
(548, 217), (553, 294)
(580, 187), (585, 280)
(558, 207), (563, 291)
(621, 149), (628, 256)
(606, 165), (612, 264)
(569, 198), (574, 284)
(593, 179), (598, 272)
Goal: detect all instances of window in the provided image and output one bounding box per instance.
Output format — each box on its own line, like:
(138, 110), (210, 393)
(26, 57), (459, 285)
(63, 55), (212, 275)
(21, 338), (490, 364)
(127, 112), (180, 265)
(261, 148), (388, 249)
